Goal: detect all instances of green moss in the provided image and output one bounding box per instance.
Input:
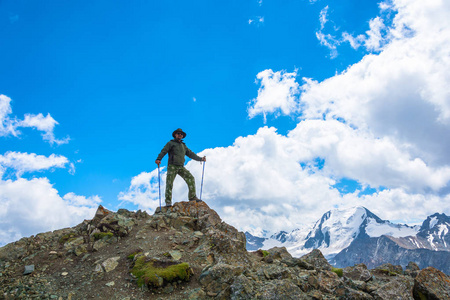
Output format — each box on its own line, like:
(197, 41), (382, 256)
(93, 232), (114, 241)
(127, 251), (143, 260)
(261, 250), (270, 257)
(332, 267), (343, 277)
(58, 233), (77, 244)
(131, 256), (192, 288)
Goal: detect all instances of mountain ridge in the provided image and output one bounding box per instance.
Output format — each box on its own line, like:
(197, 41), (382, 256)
(246, 206), (450, 274)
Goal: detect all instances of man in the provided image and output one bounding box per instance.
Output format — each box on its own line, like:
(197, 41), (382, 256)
(155, 128), (206, 207)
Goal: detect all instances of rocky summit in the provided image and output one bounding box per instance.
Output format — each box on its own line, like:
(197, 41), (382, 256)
(1, 202), (449, 300)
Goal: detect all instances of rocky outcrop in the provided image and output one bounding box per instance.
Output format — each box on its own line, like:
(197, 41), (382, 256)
(1, 202), (450, 299)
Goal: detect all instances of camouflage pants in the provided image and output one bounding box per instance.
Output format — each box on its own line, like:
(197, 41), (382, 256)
(165, 164), (196, 205)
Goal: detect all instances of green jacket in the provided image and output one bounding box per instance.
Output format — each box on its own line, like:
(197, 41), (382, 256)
(156, 139), (202, 166)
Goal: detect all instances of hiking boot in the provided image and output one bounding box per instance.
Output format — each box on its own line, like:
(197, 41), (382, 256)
(189, 196), (203, 203)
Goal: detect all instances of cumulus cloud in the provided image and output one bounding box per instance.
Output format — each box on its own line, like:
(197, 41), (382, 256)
(0, 151), (69, 178)
(302, 0), (450, 166)
(248, 69), (300, 122)
(118, 169), (163, 212)
(0, 177), (100, 246)
(0, 94), (69, 145)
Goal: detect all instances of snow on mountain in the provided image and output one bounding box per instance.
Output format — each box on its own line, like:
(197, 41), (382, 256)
(247, 206), (422, 259)
(244, 207), (450, 274)
(414, 213), (450, 251)
(365, 217), (419, 238)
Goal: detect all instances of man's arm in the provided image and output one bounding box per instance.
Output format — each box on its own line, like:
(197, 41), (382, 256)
(185, 147), (206, 162)
(155, 142), (172, 165)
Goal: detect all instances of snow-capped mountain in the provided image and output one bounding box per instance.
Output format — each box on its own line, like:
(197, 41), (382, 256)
(245, 206), (450, 274)
(246, 206), (418, 259)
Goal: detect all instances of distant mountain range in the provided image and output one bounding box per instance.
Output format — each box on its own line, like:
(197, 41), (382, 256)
(245, 207), (450, 274)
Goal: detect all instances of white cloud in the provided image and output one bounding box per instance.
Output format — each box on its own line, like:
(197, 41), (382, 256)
(302, 0), (450, 166)
(0, 151), (68, 178)
(315, 6), (341, 58)
(316, 32), (339, 58)
(63, 192), (102, 207)
(0, 94), (69, 145)
(248, 69), (300, 122)
(118, 169), (162, 212)
(364, 17), (386, 51)
(20, 113), (70, 145)
(0, 177), (100, 246)
(0, 95), (19, 137)
(319, 6), (329, 30)
(248, 16), (264, 26)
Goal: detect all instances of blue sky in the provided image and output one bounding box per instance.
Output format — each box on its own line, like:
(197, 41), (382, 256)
(1, 0), (450, 245)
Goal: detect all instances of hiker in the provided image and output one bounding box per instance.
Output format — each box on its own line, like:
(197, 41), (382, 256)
(155, 128), (206, 207)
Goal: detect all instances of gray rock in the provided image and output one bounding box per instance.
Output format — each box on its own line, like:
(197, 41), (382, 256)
(372, 275), (414, 300)
(299, 249), (332, 271)
(343, 263), (372, 282)
(23, 264), (34, 275)
(101, 256), (120, 272)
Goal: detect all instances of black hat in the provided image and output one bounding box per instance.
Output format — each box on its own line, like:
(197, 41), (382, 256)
(172, 128), (187, 138)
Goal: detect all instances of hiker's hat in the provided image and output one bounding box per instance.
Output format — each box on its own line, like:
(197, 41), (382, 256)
(172, 128), (187, 138)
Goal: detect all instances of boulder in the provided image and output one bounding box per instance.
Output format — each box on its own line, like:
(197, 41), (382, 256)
(299, 249), (332, 271)
(199, 263), (244, 295)
(343, 263), (373, 282)
(372, 276), (414, 300)
(413, 267), (450, 300)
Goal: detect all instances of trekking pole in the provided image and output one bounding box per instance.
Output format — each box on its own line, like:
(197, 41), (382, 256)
(158, 165), (162, 212)
(200, 161), (206, 200)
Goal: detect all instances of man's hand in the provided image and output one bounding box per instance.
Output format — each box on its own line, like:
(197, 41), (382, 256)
(202, 156), (206, 162)
(155, 159), (161, 165)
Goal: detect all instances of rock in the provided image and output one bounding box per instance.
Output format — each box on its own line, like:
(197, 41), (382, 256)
(333, 285), (373, 299)
(94, 264), (103, 273)
(406, 261), (420, 272)
(257, 279), (307, 299)
(61, 272), (69, 276)
(316, 270), (341, 294)
(405, 261), (420, 278)
(230, 274), (255, 299)
(373, 263), (403, 275)
(413, 267), (450, 300)
(343, 263), (372, 282)
(105, 281), (115, 287)
(299, 249), (332, 271)
(188, 288), (207, 299)
(266, 247), (292, 261)
(63, 236), (84, 250)
(74, 244), (88, 256)
(199, 263), (244, 295)
(169, 250), (182, 261)
(372, 275), (414, 300)
(23, 264), (34, 275)
(93, 238), (113, 251)
(257, 264), (291, 280)
(93, 205), (112, 221)
(102, 256), (120, 272)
